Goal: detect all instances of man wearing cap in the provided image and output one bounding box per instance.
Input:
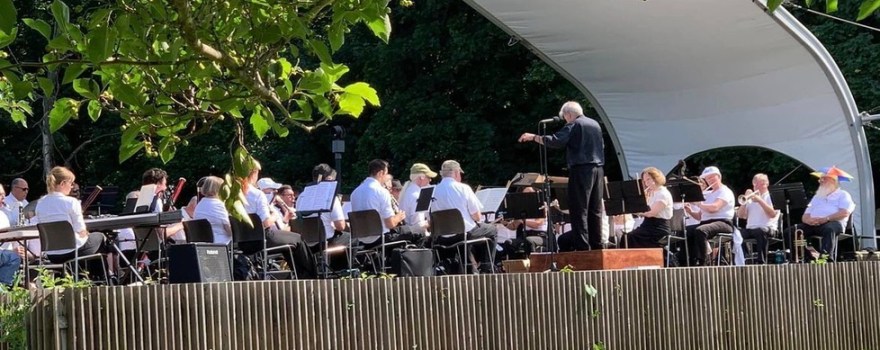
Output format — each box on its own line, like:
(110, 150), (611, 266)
(784, 167), (855, 261)
(684, 166), (735, 266)
(350, 159), (424, 251)
(519, 101), (605, 251)
(430, 160), (497, 273)
(399, 163), (437, 233)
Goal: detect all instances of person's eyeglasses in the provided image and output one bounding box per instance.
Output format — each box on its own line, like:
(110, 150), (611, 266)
(15, 187), (28, 192)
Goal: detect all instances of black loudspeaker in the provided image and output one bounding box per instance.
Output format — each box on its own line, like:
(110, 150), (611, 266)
(168, 243), (232, 283)
(390, 248), (434, 277)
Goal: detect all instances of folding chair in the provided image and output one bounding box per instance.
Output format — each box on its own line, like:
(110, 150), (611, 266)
(291, 216), (346, 278)
(230, 213), (297, 280)
(37, 221), (108, 284)
(348, 210), (407, 274)
(659, 208), (688, 267)
(430, 208), (494, 274)
(182, 219), (215, 243)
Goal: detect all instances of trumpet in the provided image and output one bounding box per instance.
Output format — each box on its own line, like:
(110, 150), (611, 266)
(793, 227), (806, 263)
(737, 189), (761, 205)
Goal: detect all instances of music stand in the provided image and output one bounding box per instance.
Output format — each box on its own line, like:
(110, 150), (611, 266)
(665, 179), (705, 266)
(769, 182), (808, 262)
(297, 181), (340, 277)
(415, 186), (434, 213)
(603, 180), (650, 248)
(504, 192), (544, 220)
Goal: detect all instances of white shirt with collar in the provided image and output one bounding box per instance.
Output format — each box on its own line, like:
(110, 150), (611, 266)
(805, 188), (855, 227)
(36, 192), (88, 255)
(430, 177), (482, 233)
(350, 177), (395, 243)
(744, 192), (775, 229)
(244, 185), (273, 226)
(701, 185), (735, 221)
(3, 194), (28, 226)
(194, 197), (232, 244)
(398, 183), (427, 228)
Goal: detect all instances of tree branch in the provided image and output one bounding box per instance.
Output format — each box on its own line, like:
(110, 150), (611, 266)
(63, 132), (121, 166)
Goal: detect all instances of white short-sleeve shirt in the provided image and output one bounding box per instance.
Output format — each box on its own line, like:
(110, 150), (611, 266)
(701, 185), (735, 221)
(430, 177), (482, 233)
(744, 192), (775, 229)
(244, 185), (273, 225)
(36, 192), (88, 255)
(194, 197), (232, 244)
(351, 177), (396, 242)
(805, 188), (856, 227)
(649, 186), (674, 220)
(399, 183), (428, 227)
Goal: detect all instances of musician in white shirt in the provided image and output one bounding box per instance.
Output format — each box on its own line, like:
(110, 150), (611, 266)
(784, 167), (855, 260)
(626, 167), (673, 248)
(36, 167), (107, 278)
(736, 174), (776, 264)
(350, 159), (423, 249)
(297, 164), (349, 247)
(4, 178), (29, 226)
(0, 185), (23, 288)
(429, 160), (497, 273)
(193, 176), (232, 244)
(684, 166), (735, 266)
(398, 163), (437, 233)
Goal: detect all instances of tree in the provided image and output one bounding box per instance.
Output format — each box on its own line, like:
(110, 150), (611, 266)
(0, 0), (403, 219)
(769, 0), (880, 21)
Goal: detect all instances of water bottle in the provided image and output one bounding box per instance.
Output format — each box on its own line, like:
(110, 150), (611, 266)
(774, 250), (784, 264)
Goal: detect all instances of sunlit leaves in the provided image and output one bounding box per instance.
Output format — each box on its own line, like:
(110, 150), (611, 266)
(858, 0), (880, 20)
(767, 0), (784, 12)
(72, 78), (99, 99)
(22, 18), (52, 41)
(366, 14), (392, 43)
(0, 0), (16, 45)
(343, 82), (380, 106)
(86, 26), (116, 63)
(48, 97), (79, 132)
(826, 0), (839, 13)
(87, 99), (101, 121)
(250, 104), (271, 139)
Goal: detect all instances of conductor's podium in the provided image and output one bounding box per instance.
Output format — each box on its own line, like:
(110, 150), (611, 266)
(528, 248), (664, 272)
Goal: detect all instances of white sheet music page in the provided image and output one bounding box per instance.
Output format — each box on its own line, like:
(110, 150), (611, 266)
(475, 188), (508, 214)
(298, 181), (338, 212)
(134, 185), (157, 210)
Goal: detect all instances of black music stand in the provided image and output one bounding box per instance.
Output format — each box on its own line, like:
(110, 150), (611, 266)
(770, 182), (808, 262)
(603, 180), (651, 248)
(504, 192), (544, 220)
(415, 186), (434, 213)
(666, 180), (705, 266)
(297, 181), (340, 277)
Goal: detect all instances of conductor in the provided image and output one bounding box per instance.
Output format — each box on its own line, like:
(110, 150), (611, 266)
(518, 101), (605, 251)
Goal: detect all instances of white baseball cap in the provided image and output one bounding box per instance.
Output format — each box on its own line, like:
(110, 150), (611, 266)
(257, 177), (283, 190)
(699, 166), (721, 179)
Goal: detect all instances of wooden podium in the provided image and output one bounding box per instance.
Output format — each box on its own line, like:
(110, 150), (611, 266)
(528, 248), (664, 272)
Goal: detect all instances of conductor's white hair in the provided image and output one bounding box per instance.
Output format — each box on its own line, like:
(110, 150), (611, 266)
(559, 101), (583, 117)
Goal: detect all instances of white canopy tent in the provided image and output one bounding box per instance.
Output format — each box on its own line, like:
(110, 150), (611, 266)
(463, 0), (876, 248)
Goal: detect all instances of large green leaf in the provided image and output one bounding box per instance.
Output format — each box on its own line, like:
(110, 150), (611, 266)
(826, 0), (838, 13)
(111, 83), (145, 107)
(365, 14), (391, 43)
(343, 82), (380, 106)
(23, 18), (52, 40)
(87, 26), (117, 63)
(337, 92), (365, 117)
(249, 105), (270, 139)
(157, 137), (176, 163)
(309, 39), (333, 64)
(62, 63), (87, 84)
(50, 0), (70, 28)
(0, 0), (16, 35)
(118, 140), (144, 163)
(858, 0), (880, 20)
(48, 98), (79, 132)
(37, 77), (55, 97)
(0, 27), (17, 49)
(72, 78), (99, 99)
(766, 0), (784, 12)
(87, 99), (101, 121)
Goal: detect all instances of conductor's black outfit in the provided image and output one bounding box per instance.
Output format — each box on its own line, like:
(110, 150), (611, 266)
(540, 115), (605, 251)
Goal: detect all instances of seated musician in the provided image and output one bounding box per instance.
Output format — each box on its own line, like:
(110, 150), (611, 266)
(118, 169), (185, 262)
(193, 176), (232, 244)
(625, 167), (673, 248)
(684, 166), (735, 266)
(36, 166), (107, 279)
(398, 163), (437, 234)
(275, 185), (297, 227)
(258, 177), (295, 228)
(502, 186), (547, 255)
(3, 178), (30, 226)
(735, 173), (775, 264)
(351, 160), (424, 251)
(783, 166), (855, 261)
(429, 160), (497, 274)
(297, 164), (350, 248)
(0, 188), (22, 288)
(241, 160), (316, 278)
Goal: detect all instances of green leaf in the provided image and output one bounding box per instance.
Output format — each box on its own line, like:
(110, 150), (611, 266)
(321, 62), (349, 83)
(10, 76), (32, 100)
(249, 105), (270, 139)
(766, 0), (784, 12)
(37, 77), (55, 97)
(111, 83), (145, 107)
(0, 27), (17, 49)
(48, 98), (79, 132)
(310, 95), (332, 118)
(343, 82), (380, 106)
(329, 25), (345, 52)
(23, 18), (52, 40)
(366, 14), (391, 43)
(118, 140), (144, 163)
(805, 0), (815, 7)
(309, 39), (333, 64)
(72, 78), (99, 99)
(858, 0), (880, 20)
(10, 109), (26, 127)
(158, 137), (176, 163)
(337, 92), (365, 117)
(62, 63), (86, 84)
(50, 0), (70, 28)
(87, 26), (116, 63)
(0, 0), (16, 35)
(87, 99), (101, 121)
(826, 0), (838, 13)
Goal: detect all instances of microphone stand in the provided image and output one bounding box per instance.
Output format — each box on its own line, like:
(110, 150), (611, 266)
(538, 122), (559, 272)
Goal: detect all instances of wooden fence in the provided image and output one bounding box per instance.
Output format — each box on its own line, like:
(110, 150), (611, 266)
(3, 262), (879, 350)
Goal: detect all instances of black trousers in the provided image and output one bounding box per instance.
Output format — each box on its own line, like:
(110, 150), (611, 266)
(625, 217), (670, 248)
(563, 163), (604, 251)
(685, 219), (734, 266)
(46, 232), (108, 280)
(741, 227), (771, 264)
(783, 222), (843, 260)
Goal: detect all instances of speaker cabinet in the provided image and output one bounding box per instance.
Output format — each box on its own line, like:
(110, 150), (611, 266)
(168, 243), (232, 283)
(390, 248), (434, 277)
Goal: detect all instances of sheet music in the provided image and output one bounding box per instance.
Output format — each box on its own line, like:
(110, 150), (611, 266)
(297, 181), (338, 213)
(476, 188), (508, 214)
(134, 185), (157, 211)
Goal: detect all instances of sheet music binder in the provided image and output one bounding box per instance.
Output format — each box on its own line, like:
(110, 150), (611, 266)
(297, 181), (339, 215)
(504, 192), (544, 219)
(475, 187), (509, 214)
(415, 186), (435, 212)
(134, 184), (157, 213)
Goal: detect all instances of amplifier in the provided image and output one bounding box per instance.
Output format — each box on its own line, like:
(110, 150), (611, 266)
(168, 243), (232, 283)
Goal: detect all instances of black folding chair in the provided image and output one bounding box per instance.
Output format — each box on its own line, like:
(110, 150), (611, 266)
(36, 221), (108, 284)
(348, 210), (406, 274)
(430, 209), (494, 274)
(291, 216), (347, 278)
